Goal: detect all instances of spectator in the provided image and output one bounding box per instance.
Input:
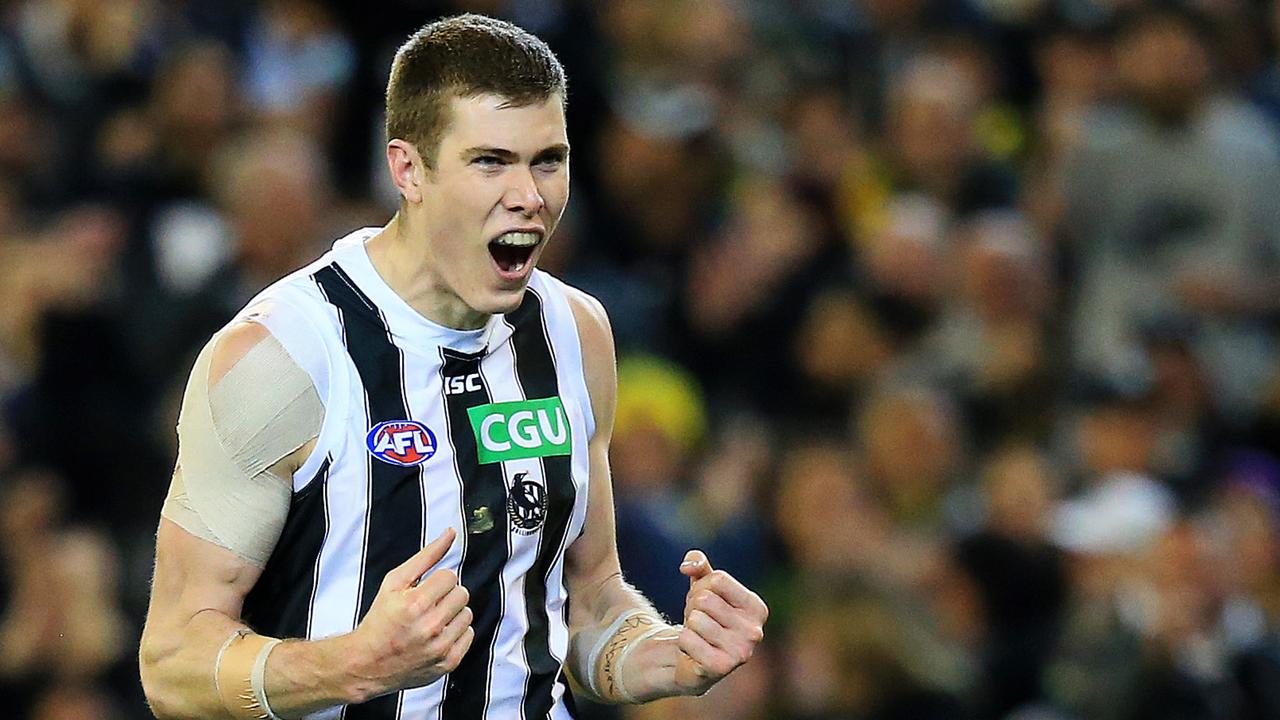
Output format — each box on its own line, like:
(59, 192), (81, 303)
(1057, 4), (1280, 419)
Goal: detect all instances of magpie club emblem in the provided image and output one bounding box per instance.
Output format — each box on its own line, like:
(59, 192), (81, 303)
(507, 472), (547, 534)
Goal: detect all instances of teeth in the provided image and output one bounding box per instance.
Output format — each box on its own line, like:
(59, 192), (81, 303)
(493, 231), (540, 247)
(511, 260), (526, 272)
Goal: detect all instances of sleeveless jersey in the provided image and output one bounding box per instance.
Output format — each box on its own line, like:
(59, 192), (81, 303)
(236, 228), (593, 720)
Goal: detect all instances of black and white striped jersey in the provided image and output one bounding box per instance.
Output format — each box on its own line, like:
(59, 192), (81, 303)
(236, 228), (593, 720)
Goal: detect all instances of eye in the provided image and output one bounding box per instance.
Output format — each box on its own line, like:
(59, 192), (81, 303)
(534, 152), (566, 169)
(472, 155), (505, 167)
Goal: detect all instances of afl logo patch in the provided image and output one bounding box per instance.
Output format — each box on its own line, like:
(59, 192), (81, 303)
(366, 420), (437, 467)
(507, 472), (547, 534)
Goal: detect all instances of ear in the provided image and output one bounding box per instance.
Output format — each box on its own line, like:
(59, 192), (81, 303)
(386, 139), (426, 205)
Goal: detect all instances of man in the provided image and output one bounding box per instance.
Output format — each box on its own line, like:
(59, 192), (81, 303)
(138, 13), (767, 720)
(1059, 5), (1280, 418)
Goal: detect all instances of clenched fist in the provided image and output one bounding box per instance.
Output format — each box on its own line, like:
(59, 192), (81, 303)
(674, 550), (768, 695)
(346, 528), (474, 698)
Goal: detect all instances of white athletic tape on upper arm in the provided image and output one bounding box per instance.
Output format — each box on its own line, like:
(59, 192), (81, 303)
(162, 329), (323, 565)
(210, 331), (323, 478)
(162, 465), (216, 541)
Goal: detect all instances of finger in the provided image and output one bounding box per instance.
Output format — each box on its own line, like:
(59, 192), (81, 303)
(679, 549), (713, 584)
(688, 588), (754, 634)
(685, 609), (732, 651)
(445, 626), (476, 669)
(411, 568), (462, 607)
(419, 583), (469, 626)
(701, 569), (767, 615)
(433, 603), (473, 648)
(687, 601), (764, 664)
(678, 624), (733, 674)
(384, 527), (456, 590)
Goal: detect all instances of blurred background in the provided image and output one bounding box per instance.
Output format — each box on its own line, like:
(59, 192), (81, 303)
(3, 0), (1280, 718)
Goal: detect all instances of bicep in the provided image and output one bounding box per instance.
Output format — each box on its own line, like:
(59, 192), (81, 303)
(149, 517), (264, 625)
(139, 518), (265, 717)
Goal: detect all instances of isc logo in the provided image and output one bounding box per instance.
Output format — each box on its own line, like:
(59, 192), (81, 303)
(444, 373), (482, 395)
(366, 420), (438, 467)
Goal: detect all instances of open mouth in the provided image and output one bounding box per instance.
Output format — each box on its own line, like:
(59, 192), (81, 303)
(488, 231), (541, 274)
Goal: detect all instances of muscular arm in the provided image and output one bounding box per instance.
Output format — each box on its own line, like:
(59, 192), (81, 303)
(141, 514), (371, 718)
(561, 290), (766, 704)
(139, 322), (472, 718)
(139, 322), (366, 717)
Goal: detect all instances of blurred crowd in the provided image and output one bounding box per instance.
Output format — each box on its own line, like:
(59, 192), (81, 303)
(3, 0), (1280, 718)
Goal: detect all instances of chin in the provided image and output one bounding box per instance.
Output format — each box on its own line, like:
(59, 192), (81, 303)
(473, 287), (527, 316)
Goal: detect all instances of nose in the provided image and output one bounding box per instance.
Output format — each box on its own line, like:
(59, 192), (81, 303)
(502, 166), (545, 217)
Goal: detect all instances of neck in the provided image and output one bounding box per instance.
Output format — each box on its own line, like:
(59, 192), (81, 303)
(365, 214), (491, 330)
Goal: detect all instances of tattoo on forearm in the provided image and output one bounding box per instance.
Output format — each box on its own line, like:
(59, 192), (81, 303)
(600, 614), (658, 700)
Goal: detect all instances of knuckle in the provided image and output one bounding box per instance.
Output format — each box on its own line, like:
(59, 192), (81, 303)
(448, 645), (467, 670)
(429, 637), (450, 659)
(388, 633), (409, 654)
(407, 597), (430, 619)
(677, 631), (696, 652)
(749, 626), (765, 643)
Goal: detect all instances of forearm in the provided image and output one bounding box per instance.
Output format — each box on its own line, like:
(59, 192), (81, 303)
(140, 608), (367, 719)
(141, 605), (243, 719)
(566, 573), (685, 704)
(259, 633), (375, 717)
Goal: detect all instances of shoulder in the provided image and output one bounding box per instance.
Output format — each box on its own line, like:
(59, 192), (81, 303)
(557, 284), (617, 436)
(532, 272), (614, 362)
(190, 318), (321, 475)
(208, 320), (272, 386)
(561, 285), (612, 348)
(223, 271), (344, 395)
(201, 315), (314, 405)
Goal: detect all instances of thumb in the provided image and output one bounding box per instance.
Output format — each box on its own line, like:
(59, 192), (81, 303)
(384, 527), (456, 590)
(679, 549), (713, 583)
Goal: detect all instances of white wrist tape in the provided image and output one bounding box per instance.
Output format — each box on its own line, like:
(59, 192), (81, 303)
(214, 628), (243, 696)
(251, 638), (283, 720)
(586, 609), (678, 703)
(612, 624), (668, 704)
(215, 629), (283, 719)
(586, 609), (648, 696)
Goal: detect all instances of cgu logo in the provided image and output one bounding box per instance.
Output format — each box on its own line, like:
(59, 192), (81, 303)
(466, 397), (572, 464)
(366, 420), (438, 466)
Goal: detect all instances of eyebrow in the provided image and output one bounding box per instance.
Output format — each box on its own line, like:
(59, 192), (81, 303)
(460, 143), (570, 161)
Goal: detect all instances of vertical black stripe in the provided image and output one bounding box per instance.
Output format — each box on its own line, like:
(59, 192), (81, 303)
(508, 288), (578, 719)
(242, 456), (332, 638)
(439, 347), (510, 720)
(315, 264), (424, 720)
(308, 455), (333, 638)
